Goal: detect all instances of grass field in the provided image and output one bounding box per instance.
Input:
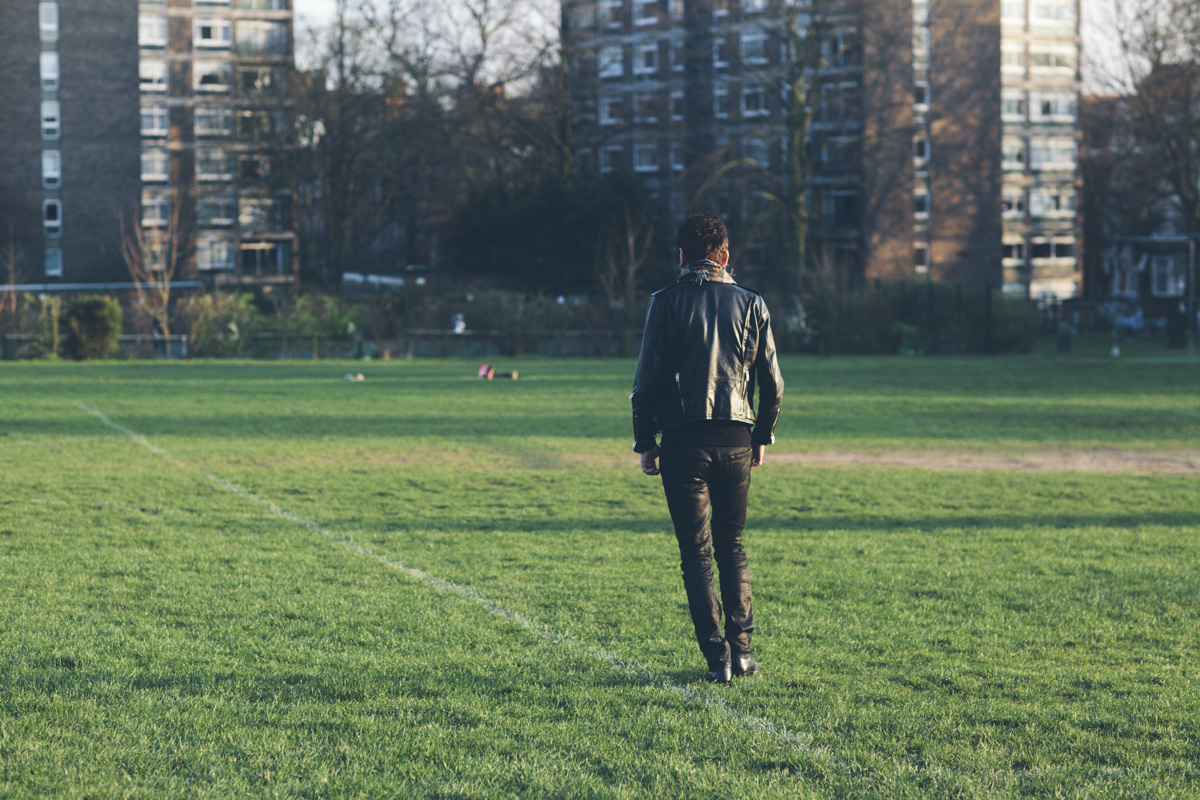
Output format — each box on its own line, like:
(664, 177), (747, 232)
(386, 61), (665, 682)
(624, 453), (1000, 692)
(1, 355), (1198, 799)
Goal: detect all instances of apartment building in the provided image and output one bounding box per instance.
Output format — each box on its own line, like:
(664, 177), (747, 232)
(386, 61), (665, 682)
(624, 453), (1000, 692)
(566, 0), (1079, 294)
(0, 0), (296, 289)
(999, 0), (1081, 298)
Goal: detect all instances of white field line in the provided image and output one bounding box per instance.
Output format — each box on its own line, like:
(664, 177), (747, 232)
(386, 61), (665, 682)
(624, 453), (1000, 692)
(73, 401), (837, 764)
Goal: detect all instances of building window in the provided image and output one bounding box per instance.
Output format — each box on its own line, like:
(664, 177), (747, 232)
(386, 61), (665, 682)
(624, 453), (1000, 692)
(1029, 137), (1075, 170)
(824, 190), (859, 226)
(141, 105), (168, 136)
(1002, 91), (1027, 121)
(634, 143), (658, 172)
(1001, 190), (1026, 216)
(634, 0), (657, 25)
(634, 42), (658, 75)
(713, 38), (730, 69)
(598, 46), (623, 78)
(139, 15), (168, 47)
(1002, 241), (1025, 260)
(743, 0), (767, 12)
(742, 30), (767, 64)
(1151, 254), (1184, 296)
(236, 20), (287, 54)
(669, 0), (682, 19)
(1031, 92), (1077, 120)
(913, 190), (929, 218)
(913, 137), (929, 163)
(140, 59), (168, 92)
(42, 150), (62, 188)
(196, 148), (233, 180)
(195, 18), (233, 49)
(1001, 44), (1027, 73)
(670, 90), (684, 121)
(1002, 138), (1025, 170)
(600, 0), (623, 29)
(196, 236), (235, 271)
(1030, 187), (1076, 217)
(1030, 46), (1075, 74)
(42, 101), (61, 139)
(633, 91), (659, 123)
(194, 61), (233, 92)
(1032, 0), (1075, 25)
(672, 39), (684, 71)
(44, 247), (63, 278)
(40, 52), (59, 90)
(235, 0), (289, 8)
(742, 86), (767, 117)
(1002, 0), (1026, 23)
(714, 85), (730, 118)
(671, 143), (685, 171)
(239, 66), (283, 93)
(39, 2), (59, 42)
(43, 200), (62, 236)
(713, 0), (729, 18)
(236, 110), (283, 141)
(141, 149), (169, 181)
(914, 244), (929, 268)
(599, 96), (623, 125)
(195, 108), (234, 136)
(599, 145), (622, 173)
(912, 28), (929, 68)
(142, 195), (171, 227)
(194, 196), (234, 226)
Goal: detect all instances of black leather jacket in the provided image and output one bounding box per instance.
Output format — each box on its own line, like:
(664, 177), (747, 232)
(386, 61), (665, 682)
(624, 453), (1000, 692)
(630, 273), (783, 452)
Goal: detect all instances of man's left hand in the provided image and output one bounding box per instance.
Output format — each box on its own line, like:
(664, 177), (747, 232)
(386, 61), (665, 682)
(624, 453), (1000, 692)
(640, 445), (661, 476)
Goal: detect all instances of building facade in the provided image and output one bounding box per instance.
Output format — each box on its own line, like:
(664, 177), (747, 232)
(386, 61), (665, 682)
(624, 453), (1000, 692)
(0, 0), (296, 289)
(565, 0), (1080, 295)
(999, 0), (1081, 298)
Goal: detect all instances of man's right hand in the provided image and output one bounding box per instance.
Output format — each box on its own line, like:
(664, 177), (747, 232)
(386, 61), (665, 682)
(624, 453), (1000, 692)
(751, 444), (766, 467)
(640, 445), (661, 476)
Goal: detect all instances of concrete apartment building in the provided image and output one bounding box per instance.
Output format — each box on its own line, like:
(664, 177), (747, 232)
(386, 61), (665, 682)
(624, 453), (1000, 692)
(0, 0), (296, 289)
(565, 0), (1081, 296)
(999, 0), (1081, 297)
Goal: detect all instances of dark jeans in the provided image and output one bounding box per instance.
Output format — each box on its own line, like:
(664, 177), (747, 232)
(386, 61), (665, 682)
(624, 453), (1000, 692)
(660, 445), (754, 668)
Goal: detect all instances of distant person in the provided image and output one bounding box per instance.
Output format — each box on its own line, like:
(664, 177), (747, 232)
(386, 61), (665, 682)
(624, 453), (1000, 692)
(630, 212), (783, 684)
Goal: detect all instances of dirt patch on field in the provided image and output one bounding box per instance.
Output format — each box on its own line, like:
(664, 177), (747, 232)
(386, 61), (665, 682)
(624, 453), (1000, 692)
(768, 448), (1200, 473)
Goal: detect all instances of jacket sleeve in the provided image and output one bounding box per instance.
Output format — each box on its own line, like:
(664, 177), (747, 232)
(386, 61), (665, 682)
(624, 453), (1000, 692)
(750, 297), (783, 446)
(630, 294), (666, 452)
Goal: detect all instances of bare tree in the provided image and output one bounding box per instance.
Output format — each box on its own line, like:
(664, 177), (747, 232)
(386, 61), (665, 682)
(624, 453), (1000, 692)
(1102, 0), (1200, 233)
(120, 201), (190, 358)
(694, 0), (912, 298)
(596, 204), (655, 313)
(1, 223), (26, 334)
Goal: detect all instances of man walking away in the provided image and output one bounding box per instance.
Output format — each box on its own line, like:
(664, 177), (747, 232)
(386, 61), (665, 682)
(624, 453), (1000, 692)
(630, 212), (783, 684)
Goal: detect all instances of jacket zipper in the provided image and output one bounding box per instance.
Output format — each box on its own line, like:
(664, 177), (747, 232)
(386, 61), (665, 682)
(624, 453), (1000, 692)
(675, 372), (685, 414)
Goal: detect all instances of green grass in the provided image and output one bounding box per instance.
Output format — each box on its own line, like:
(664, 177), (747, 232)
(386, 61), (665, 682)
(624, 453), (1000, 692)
(1, 356), (1198, 798)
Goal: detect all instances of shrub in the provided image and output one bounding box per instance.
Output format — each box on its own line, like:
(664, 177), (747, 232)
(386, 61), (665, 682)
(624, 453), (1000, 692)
(60, 296), (122, 360)
(990, 294), (1038, 354)
(177, 292), (265, 358)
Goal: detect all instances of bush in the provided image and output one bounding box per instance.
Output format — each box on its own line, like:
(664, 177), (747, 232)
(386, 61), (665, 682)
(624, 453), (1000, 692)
(990, 294), (1038, 354)
(60, 296), (122, 360)
(177, 292), (266, 358)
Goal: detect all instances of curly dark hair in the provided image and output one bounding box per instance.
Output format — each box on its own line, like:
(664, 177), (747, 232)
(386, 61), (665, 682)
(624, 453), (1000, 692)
(676, 212), (729, 264)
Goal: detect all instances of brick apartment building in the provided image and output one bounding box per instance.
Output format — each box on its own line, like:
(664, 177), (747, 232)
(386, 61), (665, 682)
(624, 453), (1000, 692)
(0, 0), (297, 290)
(564, 0), (1081, 297)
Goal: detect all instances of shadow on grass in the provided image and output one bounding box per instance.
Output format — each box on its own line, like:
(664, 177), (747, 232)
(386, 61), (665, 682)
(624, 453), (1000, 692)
(339, 511), (1200, 536)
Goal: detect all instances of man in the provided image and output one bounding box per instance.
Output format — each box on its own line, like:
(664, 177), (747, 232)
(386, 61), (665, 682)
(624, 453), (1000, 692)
(630, 212), (783, 684)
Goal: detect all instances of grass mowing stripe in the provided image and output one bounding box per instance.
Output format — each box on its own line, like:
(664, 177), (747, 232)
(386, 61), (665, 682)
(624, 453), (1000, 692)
(72, 400), (838, 768)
